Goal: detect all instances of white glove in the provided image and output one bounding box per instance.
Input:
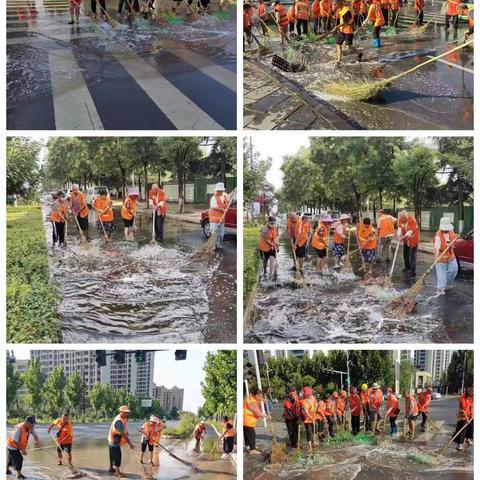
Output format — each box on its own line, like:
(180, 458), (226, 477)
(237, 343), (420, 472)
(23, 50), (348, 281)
(159, 201), (164, 208)
(406, 230), (413, 237)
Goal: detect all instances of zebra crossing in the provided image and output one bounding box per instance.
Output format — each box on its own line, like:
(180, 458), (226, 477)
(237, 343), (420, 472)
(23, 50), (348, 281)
(7, 0), (237, 130)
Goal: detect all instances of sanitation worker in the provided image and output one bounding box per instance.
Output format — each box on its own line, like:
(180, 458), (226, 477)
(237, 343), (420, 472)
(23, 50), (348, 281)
(333, 214), (350, 269)
(293, 215), (310, 274)
(47, 411), (74, 466)
(272, 0), (290, 45)
(417, 387), (433, 432)
(368, 383), (383, 433)
(294, 0), (310, 35)
(336, 0), (363, 62)
(358, 218), (377, 276)
(92, 189), (115, 240)
(350, 387), (362, 435)
(50, 190), (69, 247)
(385, 387), (400, 436)
(433, 217), (458, 295)
(7, 416), (42, 479)
(283, 385), (301, 448)
(69, 184), (90, 241)
(397, 210), (420, 277)
(258, 216), (280, 277)
(121, 187), (139, 241)
(362, 0), (385, 48)
(300, 386), (318, 452)
(244, 387), (266, 454)
(149, 183), (168, 243)
(221, 416), (236, 457)
(376, 209), (397, 262)
(209, 182), (230, 249)
(108, 405), (135, 477)
(454, 385), (474, 451)
(311, 214), (333, 274)
(414, 0), (424, 25)
(445, 0), (460, 28)
(404, 390), (419, 439)
(193, 420), (206, 453)
(138, 415), (161, 465)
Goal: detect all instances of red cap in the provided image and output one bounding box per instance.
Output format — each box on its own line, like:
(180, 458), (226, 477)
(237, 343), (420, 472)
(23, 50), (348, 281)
(333, 391), (339, 399)
(302, 386), (313, 396)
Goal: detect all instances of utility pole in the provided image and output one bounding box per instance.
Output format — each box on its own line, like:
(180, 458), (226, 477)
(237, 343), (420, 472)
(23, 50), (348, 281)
(461, 353), (467, 393)
(249, 137), (255, 223)
(253, 350), (268, 427)
(346, 350), (351, 394)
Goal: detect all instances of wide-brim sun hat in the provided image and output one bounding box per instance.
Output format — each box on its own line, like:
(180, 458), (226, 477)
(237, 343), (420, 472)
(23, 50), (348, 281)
(321, 214), (333, 223)
(439, 216), (454, 231)
(128, 187), (140, 196)
(215, 182), (226, 191)
(372, 383), (381, 389)
(339, 214), (351, 221)
(119, 405), (131, 413)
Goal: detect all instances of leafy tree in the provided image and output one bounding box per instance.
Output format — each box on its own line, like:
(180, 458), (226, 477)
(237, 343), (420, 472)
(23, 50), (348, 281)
(7, 138), (42, 196)
(7, 359), (23, 415)
(65, 372), (88, 415)
(400, 360), (418, 392)
(89, 383), (107, 418)
(170, 406), (179, 419)
(44, 365), (67, 417)
(206, 137), (237, 185)
(201, 351), (237, 416)
(23, 359), (45, 414)
(446, 351), (474, 393)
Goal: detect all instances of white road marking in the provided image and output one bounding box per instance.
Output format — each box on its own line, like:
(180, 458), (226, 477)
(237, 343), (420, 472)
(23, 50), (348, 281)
(49, 49), (103, 129)
(109, 44), (223, 130)
(426, 55), (474, 74)
(7, 32), (100, 44)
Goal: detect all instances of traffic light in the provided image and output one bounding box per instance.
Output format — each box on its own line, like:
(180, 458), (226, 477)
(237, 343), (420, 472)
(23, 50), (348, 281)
(113, 351), (126, 364)
(175, 350), (187, 361)
(135, 351), (146, 364)
(95, 350), (107, 367)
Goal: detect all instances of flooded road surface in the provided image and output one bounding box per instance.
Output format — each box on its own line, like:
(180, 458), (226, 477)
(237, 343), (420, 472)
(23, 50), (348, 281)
(245, 0), (472, 130)
(44, 207), (236, 343)
(20, 422), (236, 479)
(7, 0), (236, 130)
(245, 233), (472, 344)
(245, 398), (472, 480)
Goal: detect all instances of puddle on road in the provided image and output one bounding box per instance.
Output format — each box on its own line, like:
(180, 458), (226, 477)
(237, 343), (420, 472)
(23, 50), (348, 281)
(245, 236), (472, 344)
(23, 424), (235, 480)
(44, 206), (236, 343)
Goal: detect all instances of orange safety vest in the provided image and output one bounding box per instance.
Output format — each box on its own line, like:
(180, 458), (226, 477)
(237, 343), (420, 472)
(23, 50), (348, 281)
(359, 0), (368, 14)
(459, 393), (474, 420)
(350, 394), (362, 416)
(311, 0), (321, 18)
(93, 196), (114, 222)
(414, 0), (424, 11)
(417, 392), (431, 413)
(320, 0), (332, 16)
(368, 391), (382, 411)
(324, 398), (336, 416)
(275, 4), (290, 25)
(7, 423), (30, 451)
(358, 224), (377, 250)
(338, 5), (354, 33)
(69, 191), (89, 218)
(283, 394), (301, 421)
(296, 221), (310, 247)
(209, 192), (228, 224)
(405, 395), (419, 416)
(223, 422), (236, 438)
(50, 199), (68, 223)
(351, 0), (361, 14)
(333, 223), (346, 244)
(311, 223), (329, 250)
(53, 418), (74, 445)
(468, 8), (474, 28)
(301, 397), (318, 424)
(368, 3), (385, 26)
(389, 0), (400, 10)
(258, 226), (279, 252)
(141, 421), (160, 445)
(386, 395), (399, 417)
(335, 398), (346, 415)
(287, 5), (296, 21)
(257, 2), (269, 19)
(434, 230), (456, 263)
(315, 400), (326, 421)
(446, 0), (459, 16)
(244, 9), (253, 27)
(121, 196), (138, 221)
(398, 215), (420, 247)
(149, 189), (168, 217)
(377, 214), (395, 238)
(360, 391), (369, 408)
(295, 0), (309, 20)
(108, 414), (129, 446)
(244, 395), (262, 427)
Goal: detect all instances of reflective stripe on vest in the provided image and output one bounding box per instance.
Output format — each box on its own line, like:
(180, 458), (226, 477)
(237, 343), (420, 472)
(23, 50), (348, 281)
(259, 226), (279, 252)
(7, 423), (29, 450)
(434, 230), (456, 263)
(108, 414), (128, 446)
(209, 192), (228, 223)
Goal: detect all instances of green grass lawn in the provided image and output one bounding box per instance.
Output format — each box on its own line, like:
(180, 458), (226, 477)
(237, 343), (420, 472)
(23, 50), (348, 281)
(7, 205), (60, 343)
(244, 225), (261, 304)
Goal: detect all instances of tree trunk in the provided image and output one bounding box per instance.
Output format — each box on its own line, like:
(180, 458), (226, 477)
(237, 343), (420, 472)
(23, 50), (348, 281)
(143, 164), (148, 206)
(177, 161), (184, 214)
(221, 158), (227, 186)
(458, 178), (465, 234)
(138, 176), (142, 202)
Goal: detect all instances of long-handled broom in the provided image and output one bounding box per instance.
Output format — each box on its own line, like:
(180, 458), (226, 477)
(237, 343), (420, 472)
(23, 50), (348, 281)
(49, 431), (80, 476)
(206, 431), (226, 461)
(98, 2), (119, 27)
(344, 226), (352, 271)
(325, 40), (473, 100)
(380, 239), (401, 287)
(155, 441), (202, 472)
(194, 188), (237, 263)
(435, 417), (473, 456)
(386, 235), (460, 315)
(71, 212), (90, 249)
(410, 3), (445, 33)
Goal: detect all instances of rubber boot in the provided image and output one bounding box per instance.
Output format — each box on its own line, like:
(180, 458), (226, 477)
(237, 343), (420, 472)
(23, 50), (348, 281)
(372, 37), (381, 48)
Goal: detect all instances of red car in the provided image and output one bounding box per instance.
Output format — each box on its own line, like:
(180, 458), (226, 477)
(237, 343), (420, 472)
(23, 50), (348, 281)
(454, 230), (473, 270)
(201, 202), (237, 238)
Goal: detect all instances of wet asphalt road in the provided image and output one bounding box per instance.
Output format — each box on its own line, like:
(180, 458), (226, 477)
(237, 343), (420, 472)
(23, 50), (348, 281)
(245, 232), (473, 344)
(43, 207), (237, 343)
(245, 0), (473, 130)
(7, 0), (236, 130)
(16, 422), (236, 479)
(245, 397), (472, 480)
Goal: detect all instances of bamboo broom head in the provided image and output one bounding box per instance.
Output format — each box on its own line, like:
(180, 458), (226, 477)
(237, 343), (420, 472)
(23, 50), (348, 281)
(325, 78), (394, 101)
(270, 441), (290, 464)
(193, 231), (218, 263)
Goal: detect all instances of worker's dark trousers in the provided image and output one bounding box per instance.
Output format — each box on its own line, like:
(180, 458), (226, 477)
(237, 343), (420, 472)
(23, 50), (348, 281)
(285, 420), (299, 447)
(297, 19), (308, 35)
(304, 422), (314, 442)
(445, 14), (459, 28)
(351, 415), (360, 434)
(454, 419), (474, 444)
(381, 7), (388, 24)
(244, 426), (256, 450)
(403, 244), (417, 274)
(53, 221), (65, 244)
(315, 420), (324, 438)
(223, 436), (234, 454)
(154, 213), (165, 242)
(421, 412), (428, 429)
(373, 25), (381, 39)
(326, 416), (335, 437)
(118, 0), (139, 13)
(389, 416), (398, 434)
(390, 10), (399, 27)
(91, 0), (106, 14)
(313, 18), (320, 34)
(364, 408), (371, 431)
(415, 9), (424, 25)
(321, 16), (331, 32)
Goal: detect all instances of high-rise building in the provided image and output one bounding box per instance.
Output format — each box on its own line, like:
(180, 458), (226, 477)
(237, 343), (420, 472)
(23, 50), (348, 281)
(153, 385), (184, 412)
(414, 350), (453, 386)
(29, 350), (154, 397)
